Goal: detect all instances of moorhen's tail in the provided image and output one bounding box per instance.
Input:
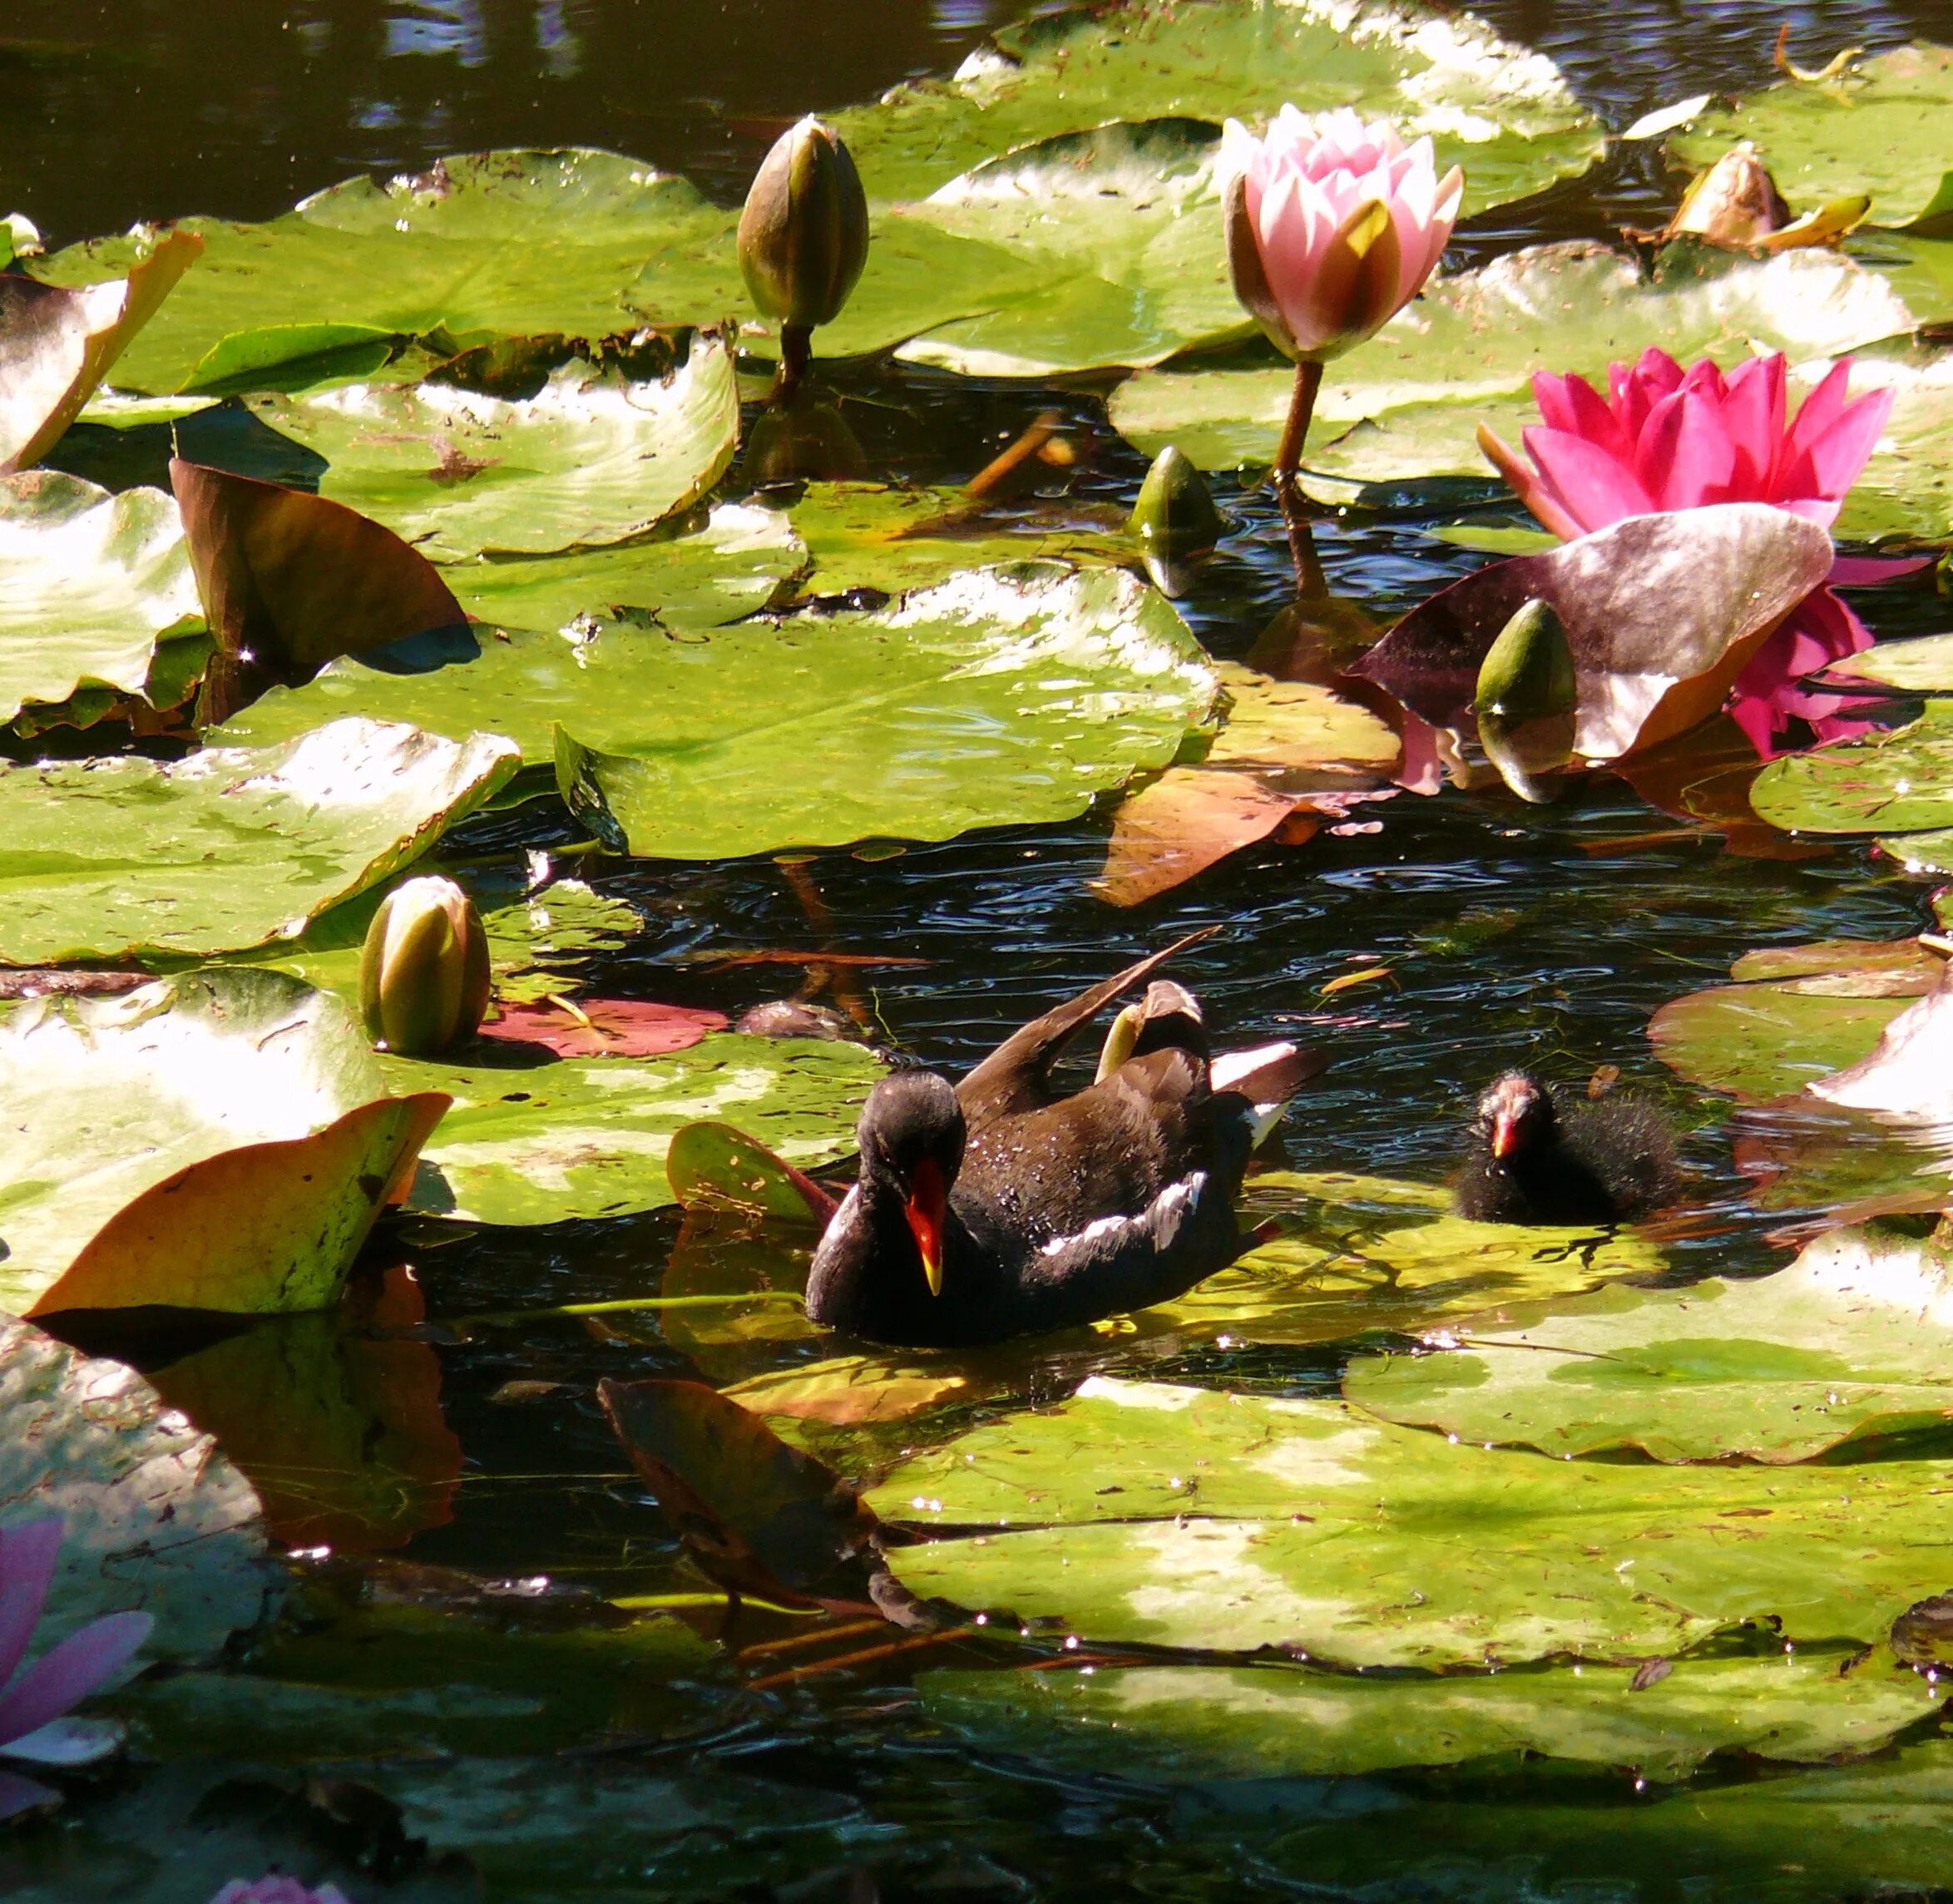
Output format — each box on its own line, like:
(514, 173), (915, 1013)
(957, 927), (1216, 1126)
(1211, 1041), (1329, 1154)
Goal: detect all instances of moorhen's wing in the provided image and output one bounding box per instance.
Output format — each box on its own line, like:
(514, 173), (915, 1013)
(956, 928), (1215, 1130)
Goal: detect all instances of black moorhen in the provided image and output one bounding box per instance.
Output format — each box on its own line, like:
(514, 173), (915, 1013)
(803, 938), (1324, 1347)
(1454, 1070), (1681, 1225)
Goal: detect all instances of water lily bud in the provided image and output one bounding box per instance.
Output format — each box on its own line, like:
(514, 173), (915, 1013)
(738, 116), (869, 336)
(1129, 445), (1226, 554)
(1477, 598), (1575, 723)
(359, 875), (491, 1057)
(1669, 144), (1790, 248)
(1476, 598), (1575, 804)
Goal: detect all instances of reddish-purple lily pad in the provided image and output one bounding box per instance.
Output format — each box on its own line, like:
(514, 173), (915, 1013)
(477, 997), (729, 1058)
(1353, 504), (1833, 761)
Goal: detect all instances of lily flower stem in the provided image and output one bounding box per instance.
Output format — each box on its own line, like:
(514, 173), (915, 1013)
(1272, 358), (1323, 483)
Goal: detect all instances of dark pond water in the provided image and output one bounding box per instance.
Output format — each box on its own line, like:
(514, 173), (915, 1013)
(11, 2), (1953, 1900)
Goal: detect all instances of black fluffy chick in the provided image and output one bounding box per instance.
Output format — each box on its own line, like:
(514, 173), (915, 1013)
(1454, 1070), (1680, 1225)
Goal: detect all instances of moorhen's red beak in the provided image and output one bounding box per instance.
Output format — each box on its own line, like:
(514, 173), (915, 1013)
(1490, 1112), (1523, 1161)
(904, 1155), (947, 1296)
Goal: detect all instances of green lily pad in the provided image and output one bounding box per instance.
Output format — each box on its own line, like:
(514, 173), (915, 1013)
(0, 967), (444, 1316)
(1110, 241), (1914, 472)
(920, 1650), (1943, 1783)
(1751, 705), (1953, 838)
(0, 470), (202, 723)
(0, 718), (518, 966)
(2, 1314), (277, 1671)
(1344, 1221), (1953, 1463)
(32, 151), (744, 396)
(1830, 630), (1953, 694)
(873, 1375), (1953, 1666)
(884, 120), (1243, 378)
(556, 563), (1217, 859)
(210, 515), (814, 769)
(1145, 1167), (1664, 1345)
(832, 0), (1602, 216)
(1669, 43), (1953, 231)
(1649, 968), (1921, 1103)
(243, 337), (738, 560)
(384, 1032), (884, 1225)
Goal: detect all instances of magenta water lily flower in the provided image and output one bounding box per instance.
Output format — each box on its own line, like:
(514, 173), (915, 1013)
(1481, 348), (1896, 754)
(0, 1516), (152, 1822)
(1221, 106), (1462, 477)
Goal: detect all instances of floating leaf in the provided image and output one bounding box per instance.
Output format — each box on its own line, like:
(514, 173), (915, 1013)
(1, 1314), (275, 1669)
(556, 564), (1216, 859)
(1344, 1221), (1953, 1462)
(665, 1120), (838, 1227)
(0, 968), (446, 1316)
(0, 719), (518, 966)
(833, 0), (1602, 215)
(874, 1375), (1953, 1666)
(1649, 954), (1925, 1103)
(245, 336), (738, 560)
(477, 997), (729, 1058)
(921, 1650), (1942, 1783)
(180, 320), (398, 397)
(1110, 242), (1912, 474)
(32, 151), (743, 395)
(1807, 958), (1953, 1124)
(0, 229), (201, 468)
(1355, 506), (1835, 760)
(1753, 705), (1953, 838)
(387, 1034), (883, 1225)
(1669, 44), (1953, 231)
(1092, 770), (1311, 907)
(0, 471), (203, 725)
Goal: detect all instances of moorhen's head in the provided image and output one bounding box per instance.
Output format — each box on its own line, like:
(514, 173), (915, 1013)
(855, 1069), (966, 1295)
(1475, 1070), (1557, 1164)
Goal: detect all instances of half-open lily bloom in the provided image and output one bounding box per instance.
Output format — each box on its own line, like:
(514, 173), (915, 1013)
(209, 1879), (354, 1903)
(1220, 106), (1463, 364)
(1221, 106), (1462, 478)
(1481, 349), (1896, 754)
(0, 1516), (152, 1820)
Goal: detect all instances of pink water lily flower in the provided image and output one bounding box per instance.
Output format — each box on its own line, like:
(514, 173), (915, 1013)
(1221, 106), (1462, 479)
(0, 1516), (152, 1822)
(1220, 106), (1463, 365)
(209, 1878), (353, 1904)
(1481, 349), (1897, 754)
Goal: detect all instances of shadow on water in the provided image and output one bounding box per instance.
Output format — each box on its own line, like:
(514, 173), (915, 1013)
(9, 2), (1953, 1899)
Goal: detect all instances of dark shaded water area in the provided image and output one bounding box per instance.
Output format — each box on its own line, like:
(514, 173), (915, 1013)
(12, 2), (1953, 1901)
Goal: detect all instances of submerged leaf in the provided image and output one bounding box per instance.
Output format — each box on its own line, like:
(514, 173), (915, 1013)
(922, 1650), (1942, 1783)
(1, 1315), (275, 1669)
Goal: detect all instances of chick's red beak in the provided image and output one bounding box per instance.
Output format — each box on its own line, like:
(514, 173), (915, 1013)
(1490, 1112), (1523, 1161)
(903, 1155), (947, 1297)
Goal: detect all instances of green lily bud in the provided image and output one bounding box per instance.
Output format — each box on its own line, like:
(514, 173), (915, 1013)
(1128, 445), (1226, 554)
(359, 874), (492, 1057)
(738, 117), (870, 341)
(1475, 597), (1576, 804)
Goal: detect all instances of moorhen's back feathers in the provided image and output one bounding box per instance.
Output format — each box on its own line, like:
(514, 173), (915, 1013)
(1454, 1070), (1681, 1226)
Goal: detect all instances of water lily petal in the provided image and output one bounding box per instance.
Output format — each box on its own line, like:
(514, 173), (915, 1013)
(0, 1520), (62, 1692)
(1520, 424), (1656, 530)
(0, 1768), (58, 1822)
(0, 1610), (151, 1747)
(1638, 388), (1739, 511)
